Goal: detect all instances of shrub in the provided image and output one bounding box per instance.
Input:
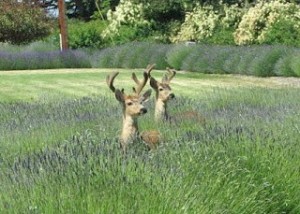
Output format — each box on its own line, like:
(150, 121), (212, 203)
(248, 46), (287, 76)
(202, 27), (236, 45)
(0, 41), (57, 53)
(48, 20), (107, 49)
(274, 57), (294, 77)
(0, 1), (52, 44)
(290, 54), (300, 77)
(171, 5), (219, 43)
(262, 19), (300, 47)
(166, 44), (299, 76)
(234, 0), (300, 45)
(166, 45), (192, 70)
(91, 42), (170, 69)
(68, 20), (107, 49)
(171, 3), (245, 44)
(0, 50), (91, 70)
(102, 0), (150, 40)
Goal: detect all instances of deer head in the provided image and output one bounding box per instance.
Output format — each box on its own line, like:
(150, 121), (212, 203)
(149, 67), (176, 102)
(106, 71), (152, 117)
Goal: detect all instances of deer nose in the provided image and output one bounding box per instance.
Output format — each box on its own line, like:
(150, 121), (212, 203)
(140, 108), (147, 114)
(169, 93), (175, 99)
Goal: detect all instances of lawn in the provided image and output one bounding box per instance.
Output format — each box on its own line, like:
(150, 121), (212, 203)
(0, 69), (300, 213)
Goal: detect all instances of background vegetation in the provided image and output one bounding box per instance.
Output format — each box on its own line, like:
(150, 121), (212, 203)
(1, 0), (300, 47)
(0, 0), (52, 44)
(1, 42), (300, 77)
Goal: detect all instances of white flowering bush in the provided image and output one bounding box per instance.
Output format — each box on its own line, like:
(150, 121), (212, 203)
(234, 0), (300, 45)
(102, 0), (150, 39)
(221, 3), (245, 29)
(171, 5), (219, 42)
(171, 3), (245, 43)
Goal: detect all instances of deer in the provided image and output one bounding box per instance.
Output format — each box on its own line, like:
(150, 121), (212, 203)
(148, 67), (176, 122)
(148, 67), (206, 125)
(106, 65), (160, 152)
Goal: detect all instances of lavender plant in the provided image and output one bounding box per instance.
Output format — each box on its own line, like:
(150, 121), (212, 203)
(0, 50), (91, 70)
(1, 85), (300, 213)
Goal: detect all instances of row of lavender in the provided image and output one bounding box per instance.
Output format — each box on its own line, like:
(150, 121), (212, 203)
(1, 42), (299, 77)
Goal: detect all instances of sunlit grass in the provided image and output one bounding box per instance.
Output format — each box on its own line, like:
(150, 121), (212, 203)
(1, 69), (299, 102)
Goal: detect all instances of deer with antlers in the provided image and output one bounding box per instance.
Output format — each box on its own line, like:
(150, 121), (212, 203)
(148, 67), (176, 122)
(149, 67), (206, 124)
(106, 65), (160, 151)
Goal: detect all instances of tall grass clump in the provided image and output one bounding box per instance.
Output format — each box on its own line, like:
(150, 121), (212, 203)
(91, 42), (171, 69)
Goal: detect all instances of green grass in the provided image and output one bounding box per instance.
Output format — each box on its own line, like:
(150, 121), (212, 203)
(0, 69), (300, 213)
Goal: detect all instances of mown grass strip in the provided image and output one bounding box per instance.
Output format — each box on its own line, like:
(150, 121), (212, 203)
(1, 69), (299, 102)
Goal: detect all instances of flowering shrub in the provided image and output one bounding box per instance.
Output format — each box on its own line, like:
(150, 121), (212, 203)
(171, 3), (245, 43)
(221, 3), (245, 29)
(171, 5), (219, 42)
(234, 0), (300, 45)
(102, 0), (150, 39)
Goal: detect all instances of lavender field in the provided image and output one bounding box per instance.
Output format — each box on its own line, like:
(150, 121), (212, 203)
(0, 69), (300, 213)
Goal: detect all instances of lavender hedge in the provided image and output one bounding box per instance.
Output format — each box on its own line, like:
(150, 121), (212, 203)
(0, 50), (91, 70)
(1, 42), (300, 77)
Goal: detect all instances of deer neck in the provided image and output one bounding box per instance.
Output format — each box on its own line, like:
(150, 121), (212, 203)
(121, 114), (139, 144)
(155, 98), (168, 121)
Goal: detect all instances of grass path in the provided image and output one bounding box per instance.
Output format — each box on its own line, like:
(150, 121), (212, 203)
(0, 68), (299, 102)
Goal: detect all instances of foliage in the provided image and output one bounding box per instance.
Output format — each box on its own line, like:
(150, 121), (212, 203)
(91, 42), (170, 69)
(290, 54), (300, 76)
(247, 46), (287, 76)
(262, 19), (300, 46)
(48, 19), (109, 49)
(102, 0), (150, 40)
(0, 0), (52, 44)
(0, 41), (57, 53)
(165, 43), (300, 77)
(171, 5), (220, 42)
(234, 0), (300, 45)
(172, 3), (245, 43)
(201, 26), (236, 44)
(0, 50), (91, 70)
(165, 44), (192, 69)
(67, 19), (107, 49)
(1, 41), (300, 77)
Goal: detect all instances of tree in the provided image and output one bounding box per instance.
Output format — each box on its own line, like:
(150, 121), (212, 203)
(38, 0), (120, 20)
(0, 0), (52, 44)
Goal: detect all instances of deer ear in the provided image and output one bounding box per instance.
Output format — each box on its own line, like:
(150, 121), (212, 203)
(115, 89), (124, 103)
(141, 89), (152, 102)
(150, 77), (158, 90)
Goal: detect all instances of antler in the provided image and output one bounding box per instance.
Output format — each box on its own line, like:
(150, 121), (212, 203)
(106, 72), (119, 93)
(162, 67), (176, 83)
(132, 71), (148, 95)
(132, 64), (155, 95)
(145, 63), (156, 77)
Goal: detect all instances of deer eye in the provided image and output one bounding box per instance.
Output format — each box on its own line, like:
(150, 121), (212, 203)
(127, 102), (133, 106)
(159, 88), (164, 91)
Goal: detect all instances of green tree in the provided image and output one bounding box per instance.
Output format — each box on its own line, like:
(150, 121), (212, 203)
(0, 0), (52, 44)
(39, 0), (120, 20)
